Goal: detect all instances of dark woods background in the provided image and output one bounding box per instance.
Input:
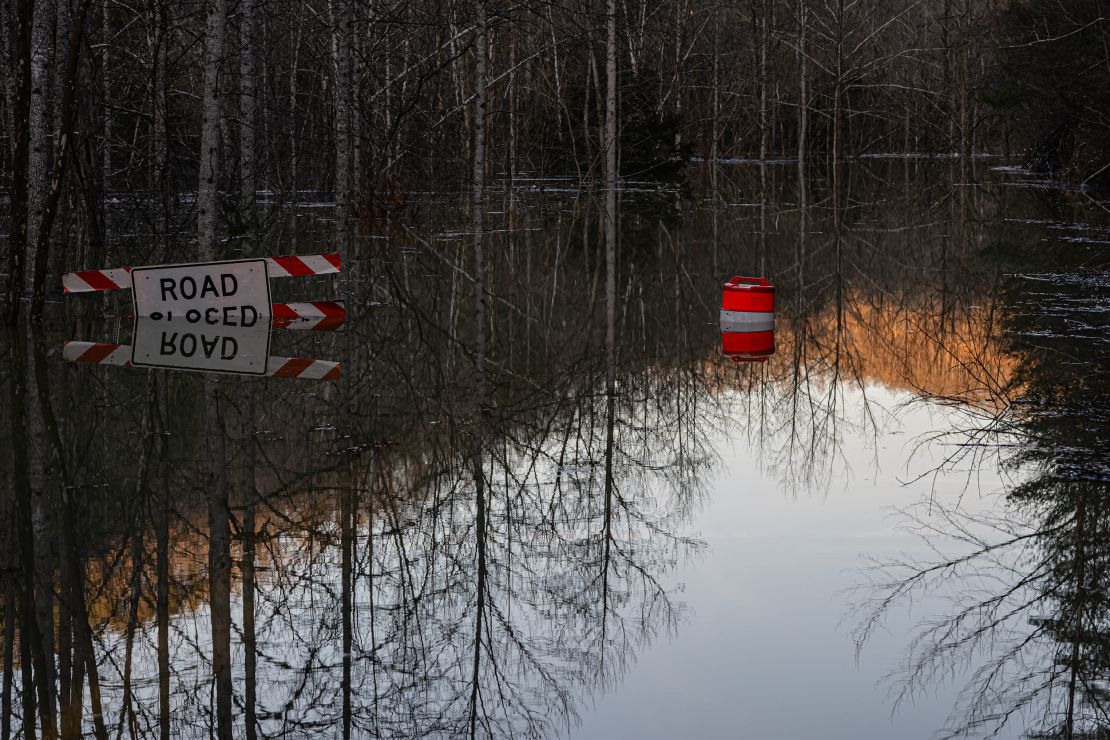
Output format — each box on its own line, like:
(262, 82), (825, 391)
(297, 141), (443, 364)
(1, 0), (1109, 316)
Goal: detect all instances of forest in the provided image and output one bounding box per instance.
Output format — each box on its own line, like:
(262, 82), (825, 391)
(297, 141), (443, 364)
(1, 0), (1109, 318)
(3, 0), (1110, 735)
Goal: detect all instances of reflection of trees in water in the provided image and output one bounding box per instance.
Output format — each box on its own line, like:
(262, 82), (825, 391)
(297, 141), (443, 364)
(0, 196), (722, 737)
(706, 162), (1012, 495)
(852, 202), (1110, 739)
(1, 343), (708, 737)
(0, 161), (1063, 737)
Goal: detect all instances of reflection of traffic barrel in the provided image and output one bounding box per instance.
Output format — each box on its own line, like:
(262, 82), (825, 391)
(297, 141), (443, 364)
(721, 276), (776, 363)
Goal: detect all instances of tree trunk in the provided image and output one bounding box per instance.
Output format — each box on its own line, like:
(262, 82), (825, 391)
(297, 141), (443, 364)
(100, 0), (111, 221)
(330, 0), (352, 253)
(149, 0), (169, 260)
(288, 5), (303, 192)
(4, 0), (34, 319)
(758, 0), (768, 161)
(239, 0), (256, 216)
(2, 340), (14, 740)
(351, 7), (362, 228)
(1, 550), (13, 740)
(709, 19), (718, 167)
(605, 0), (618, 188)
(30, 0), (96, 313)
(26, 338), (58, 739)
(240, 388), (258, 740)
(197, 0), (226, 260)
(797, 0), (806, 171)
(10, 331), (57, 738)
(341, 484), (353, 740)
(23, 0), (53, 298)
(472, 0), (488, 253)
(958, 0), (971, 180)
(467, 12), (490, 729)
(155, 384), (171, 740)
(1, 0), (15, 155)
(205, 384), (233, 740)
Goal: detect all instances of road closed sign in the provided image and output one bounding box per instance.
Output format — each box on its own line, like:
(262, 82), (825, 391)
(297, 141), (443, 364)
(131, 258), (271, 321)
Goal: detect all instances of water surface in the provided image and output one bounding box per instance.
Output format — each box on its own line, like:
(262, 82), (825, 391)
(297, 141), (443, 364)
(2, 160), (1108, 739)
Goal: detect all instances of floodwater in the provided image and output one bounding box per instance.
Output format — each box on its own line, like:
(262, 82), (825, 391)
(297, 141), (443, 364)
(2, 160), (1109, 739)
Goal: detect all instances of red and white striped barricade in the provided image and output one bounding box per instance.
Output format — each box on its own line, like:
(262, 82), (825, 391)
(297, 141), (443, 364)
(63, 314), (342, 380)
(64, 254), (345, 337)
(62, 253), (342, 294)
(721, 276), (775, 363)
(64, 340), (341, 381)
(62, 341), (133, 368)
(271, 301), (347, 331)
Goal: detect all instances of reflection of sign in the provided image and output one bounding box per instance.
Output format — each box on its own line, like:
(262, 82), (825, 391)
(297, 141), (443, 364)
(64, 337), (341, 381)
(131, 259), (271, 320)
(131, 318), (271, 375)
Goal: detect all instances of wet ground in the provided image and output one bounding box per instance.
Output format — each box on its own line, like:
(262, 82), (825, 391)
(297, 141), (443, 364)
(2, 159), (1109, 738)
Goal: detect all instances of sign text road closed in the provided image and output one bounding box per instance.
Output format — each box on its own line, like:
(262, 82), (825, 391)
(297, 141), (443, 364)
(131, 259), (271, 320)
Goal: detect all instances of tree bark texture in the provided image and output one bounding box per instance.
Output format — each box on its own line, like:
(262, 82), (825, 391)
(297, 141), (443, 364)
(197, 0), (226, 260)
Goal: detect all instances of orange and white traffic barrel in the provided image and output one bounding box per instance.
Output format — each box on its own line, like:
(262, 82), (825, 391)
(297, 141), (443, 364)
(720, 276), (775, 363)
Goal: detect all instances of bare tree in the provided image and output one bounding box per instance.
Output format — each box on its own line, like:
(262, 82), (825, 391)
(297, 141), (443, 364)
(197, 0), (226, 260)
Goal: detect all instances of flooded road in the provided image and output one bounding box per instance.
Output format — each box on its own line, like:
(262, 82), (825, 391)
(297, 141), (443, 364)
(2, 160), (1109, 738)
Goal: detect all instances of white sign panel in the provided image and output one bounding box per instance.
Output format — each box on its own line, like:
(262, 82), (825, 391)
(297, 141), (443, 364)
(131, 258), (271, 321)
(131, 317), (272, 375)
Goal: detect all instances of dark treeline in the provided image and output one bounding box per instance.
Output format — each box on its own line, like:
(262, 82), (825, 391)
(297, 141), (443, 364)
(3, 0), (1110, 317)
